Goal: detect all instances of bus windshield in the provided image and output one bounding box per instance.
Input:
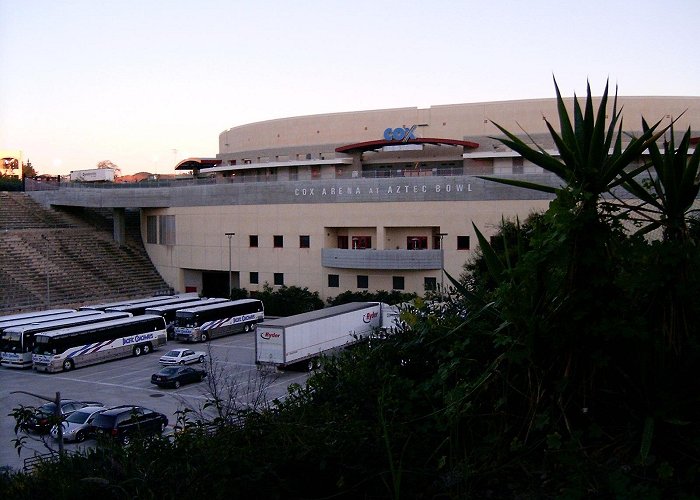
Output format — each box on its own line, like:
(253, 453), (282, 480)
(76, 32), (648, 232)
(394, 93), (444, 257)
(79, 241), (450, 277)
(174, 313), (197, 328)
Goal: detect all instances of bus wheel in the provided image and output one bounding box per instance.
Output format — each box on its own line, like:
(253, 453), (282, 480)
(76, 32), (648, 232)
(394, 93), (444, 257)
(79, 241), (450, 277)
(63, 359), (74, 372)
(200, 332), (208, 342)
(142, 343), (151, 354)
(133, 346), (142, 357)
(243, 323), (251, 333)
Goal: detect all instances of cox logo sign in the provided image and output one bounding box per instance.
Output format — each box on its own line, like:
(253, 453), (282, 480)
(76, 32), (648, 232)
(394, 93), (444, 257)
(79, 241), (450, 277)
(383, 125), (417, 142)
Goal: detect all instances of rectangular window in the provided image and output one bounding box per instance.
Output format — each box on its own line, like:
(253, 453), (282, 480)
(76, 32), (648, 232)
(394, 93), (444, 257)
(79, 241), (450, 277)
(407, 236), (428, 250)
(146, 216), (158, 244)
(392, 276), (405, 290)
(288, 166), (298, 181)
(274, 273), (284, 286)
(158, 215), (176, 245)
(274, 235), (284, 248)
(337, 236), (348, 249)
(249, 272), (259, 284)
(352, 236), (371, 249)
(433, 236), (441, 250)
(249, 235), (258, 247)
(424, 277), (437, 291)
(357, 275), (368, 289)
(457, 235), (470, 250)
(328, 274), (339, 288)
(299, 235), (310, 248)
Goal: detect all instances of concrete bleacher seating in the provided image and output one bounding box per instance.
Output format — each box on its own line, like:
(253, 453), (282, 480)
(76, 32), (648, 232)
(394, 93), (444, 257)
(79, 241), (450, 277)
(0, 192), (172, 313)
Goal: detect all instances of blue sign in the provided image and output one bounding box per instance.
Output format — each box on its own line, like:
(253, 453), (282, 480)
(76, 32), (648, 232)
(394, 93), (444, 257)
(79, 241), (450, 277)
(383, 126), (417, 141)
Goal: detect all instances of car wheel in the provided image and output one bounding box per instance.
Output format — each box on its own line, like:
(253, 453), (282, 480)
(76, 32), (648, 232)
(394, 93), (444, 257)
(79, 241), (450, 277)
(75, 430), (85, 443)
(174, 380), (181, 389)
(133, 346), (142, 357)
(198, 355), (204, 363)
(142, 343), (151, 354)
(159, 422), (165, 434)
(201, 332), (208, 342)
(179, 360), (185, 365)
(63, 359), (74, 372)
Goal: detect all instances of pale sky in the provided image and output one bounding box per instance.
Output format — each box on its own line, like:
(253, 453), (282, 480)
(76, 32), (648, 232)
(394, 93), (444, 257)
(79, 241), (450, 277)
(1, 0), (698, 176)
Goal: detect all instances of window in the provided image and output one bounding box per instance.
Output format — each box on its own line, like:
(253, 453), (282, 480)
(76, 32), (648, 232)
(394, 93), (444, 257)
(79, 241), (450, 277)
(357, 275), (368, 289)
(407, 236), (428, 250)
(146, 216), (157, 244)
(337, 236), (348, 249)
(158, 215), (176, 245)
(299, 235), (310, 248)
(274, 273), (284, 286)
(424, 277), (437, 291)
(249, 272), (259, 285)
(392, 276), (405, 290)
(274, 235), (284, 248)
(457, 235), (470, 250)
(328, 274), (339, 288)
(249, 235), (258, 247)
(352, 236), (371, 249)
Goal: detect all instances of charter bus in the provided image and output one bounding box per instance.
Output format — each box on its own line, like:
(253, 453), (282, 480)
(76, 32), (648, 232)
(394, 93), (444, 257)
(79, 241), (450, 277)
(0, 309), (76, 333)
(79, 293), (199, 312)
(32, 315), (167, 373)
(174, 299), (264, 342)
(0, 311), (132, 369)
(145, 298), (229, 339)
(104, 294), (204, 317)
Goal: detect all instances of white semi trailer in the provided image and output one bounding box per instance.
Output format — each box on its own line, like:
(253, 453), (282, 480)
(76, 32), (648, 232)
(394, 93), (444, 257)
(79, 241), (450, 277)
(255, 302), (388, 370)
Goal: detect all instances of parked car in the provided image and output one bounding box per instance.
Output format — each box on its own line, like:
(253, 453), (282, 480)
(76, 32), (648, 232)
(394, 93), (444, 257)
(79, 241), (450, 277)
(159, 348), (206, 365)
(50, 405), (107, 442)
(151, 365), (207, 388)
(24, 399), (104, 434)
(90, 405), (168, 445)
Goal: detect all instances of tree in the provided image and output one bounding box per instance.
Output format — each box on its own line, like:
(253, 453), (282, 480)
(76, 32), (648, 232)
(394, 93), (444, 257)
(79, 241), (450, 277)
(22, 160), (37, 178)
(96, 160), (121, 176)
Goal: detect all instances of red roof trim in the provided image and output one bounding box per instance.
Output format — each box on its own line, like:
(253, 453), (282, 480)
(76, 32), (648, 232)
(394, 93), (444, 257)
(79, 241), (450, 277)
(335, 138), (479, 154)
(175, 158), (222, 170)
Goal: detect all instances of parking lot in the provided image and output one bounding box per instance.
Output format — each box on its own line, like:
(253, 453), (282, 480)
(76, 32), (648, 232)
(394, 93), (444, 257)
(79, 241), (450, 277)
(0, 331), (310, 472)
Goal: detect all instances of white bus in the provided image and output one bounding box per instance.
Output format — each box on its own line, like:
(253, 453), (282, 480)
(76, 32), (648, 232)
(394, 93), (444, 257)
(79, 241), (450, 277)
(0, 309), (76, 333)
(104, 294), (204, 316)
(32, 315), (167, 373)
(0, 311), (131, 369)
(79, 293), (199, 312)
(145, 298), (229, 339)
(174, 299), (264, 342)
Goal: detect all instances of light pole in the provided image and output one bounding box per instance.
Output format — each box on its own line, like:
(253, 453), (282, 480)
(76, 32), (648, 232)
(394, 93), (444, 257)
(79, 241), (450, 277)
(11, 390), (64, 456)
(41, 234), (50, 308)
(438, 233), (448, 299)
(225, 232), (235, 298)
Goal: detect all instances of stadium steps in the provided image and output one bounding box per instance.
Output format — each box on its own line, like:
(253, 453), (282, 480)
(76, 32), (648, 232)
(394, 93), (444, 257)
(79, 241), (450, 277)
(0, 194), (172, 313)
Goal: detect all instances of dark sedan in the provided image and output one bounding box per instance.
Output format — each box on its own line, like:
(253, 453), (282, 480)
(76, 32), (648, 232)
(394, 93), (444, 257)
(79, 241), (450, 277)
(24, 399), (104, 434)
(151, 365), (207, 388)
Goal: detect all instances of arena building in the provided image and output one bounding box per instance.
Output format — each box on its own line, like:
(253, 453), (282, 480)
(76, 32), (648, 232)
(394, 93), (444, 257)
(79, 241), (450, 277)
(29, 96), (700, 300)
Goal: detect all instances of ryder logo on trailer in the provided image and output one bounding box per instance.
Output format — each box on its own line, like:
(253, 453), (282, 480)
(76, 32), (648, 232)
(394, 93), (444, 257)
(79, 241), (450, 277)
(260, 331), (281, 340)
(363, 311), (378, 323)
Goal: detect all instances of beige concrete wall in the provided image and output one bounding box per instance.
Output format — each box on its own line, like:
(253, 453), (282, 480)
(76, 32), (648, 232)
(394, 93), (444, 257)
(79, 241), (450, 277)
(143, 198), (551, 300)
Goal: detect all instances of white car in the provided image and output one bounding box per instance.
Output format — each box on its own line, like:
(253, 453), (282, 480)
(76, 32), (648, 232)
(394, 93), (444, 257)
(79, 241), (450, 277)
(159, 348), (206, 365)
(51, 405), (107, 443)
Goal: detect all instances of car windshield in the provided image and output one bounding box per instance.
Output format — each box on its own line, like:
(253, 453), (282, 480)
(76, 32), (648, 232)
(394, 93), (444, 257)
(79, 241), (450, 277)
(164, 350), (181, 357)
(160, 367), (179, 375)
(66, 410), (92, 424)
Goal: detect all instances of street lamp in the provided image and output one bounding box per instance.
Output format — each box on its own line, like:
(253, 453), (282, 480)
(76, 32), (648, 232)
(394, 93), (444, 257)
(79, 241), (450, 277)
(41, 234), (50, 308)
(438, 233), (448, 299)
(225, 232), (235, 298)
(11, 390), (64, 456)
